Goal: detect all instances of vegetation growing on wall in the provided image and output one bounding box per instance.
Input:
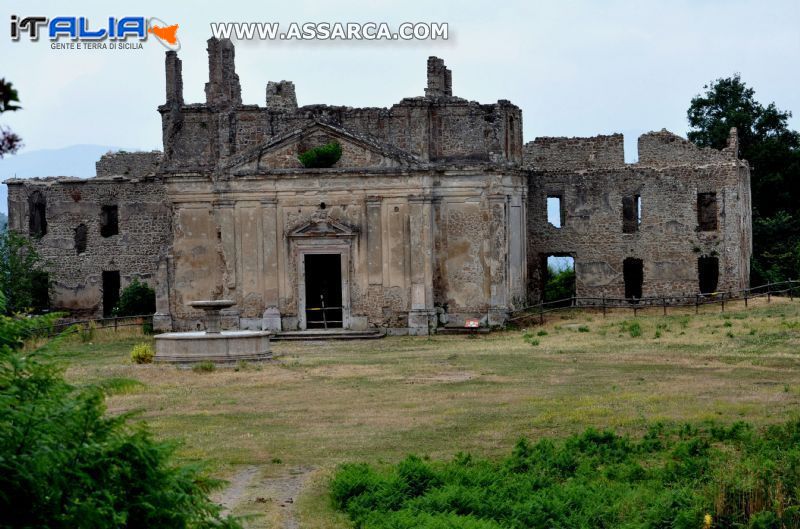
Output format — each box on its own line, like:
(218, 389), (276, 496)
(298, 141), (343, 168)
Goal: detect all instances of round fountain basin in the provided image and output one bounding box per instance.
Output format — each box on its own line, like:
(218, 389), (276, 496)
(154, 330), (271, 364)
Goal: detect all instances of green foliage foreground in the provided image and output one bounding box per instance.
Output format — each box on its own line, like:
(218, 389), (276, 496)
(332, 421), (800, 529)
(0, 293), (240, 528)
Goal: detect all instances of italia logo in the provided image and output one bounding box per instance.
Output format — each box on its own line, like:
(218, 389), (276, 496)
(10, 15), (180, 50)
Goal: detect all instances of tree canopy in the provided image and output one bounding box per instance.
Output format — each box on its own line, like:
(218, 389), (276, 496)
(0, 78), (22, 158)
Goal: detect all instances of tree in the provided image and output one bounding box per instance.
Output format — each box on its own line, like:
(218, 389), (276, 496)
(0, 78), (22, 158)
(112, 278), (156, 317)
(543, 265), (575, 305)
(687, 75), (800, 284)
(0, 230), (51, 314)
(0, 293), (242, 529)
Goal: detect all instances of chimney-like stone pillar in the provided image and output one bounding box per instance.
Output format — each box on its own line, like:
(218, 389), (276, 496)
(165, 51), (183, 106)
(425, 56), (452, 98)
(266, 81), (298, 111)
(204, 37), (242, 108)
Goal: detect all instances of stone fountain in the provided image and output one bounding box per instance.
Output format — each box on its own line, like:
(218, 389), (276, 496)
(154, 300), (271, 364)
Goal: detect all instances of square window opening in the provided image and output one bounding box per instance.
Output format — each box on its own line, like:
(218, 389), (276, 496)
(100, 205), (119, 237)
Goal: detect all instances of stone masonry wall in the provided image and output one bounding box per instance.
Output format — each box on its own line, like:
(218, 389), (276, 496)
(524, 134), (624, 171)
(95, 151), (163, 177)
(158, 39), (524, 173)
(6, 176), (170, 317)
(524, 130), (751, 302)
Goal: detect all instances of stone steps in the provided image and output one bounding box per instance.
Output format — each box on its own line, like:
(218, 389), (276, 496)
(271, 329), (385, 341)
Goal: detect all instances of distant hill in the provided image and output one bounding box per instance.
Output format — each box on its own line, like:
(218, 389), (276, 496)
(0, 145), (128, 214)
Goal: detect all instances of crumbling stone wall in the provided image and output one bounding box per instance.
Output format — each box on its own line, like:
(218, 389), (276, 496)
(6, 176), (170, 317)
(524, 134), (624, 171)
(158, 39), (523, 174)
(525, 129), (752, 301)
(95, 151), (162, 177)
(4, 38), (752, 334)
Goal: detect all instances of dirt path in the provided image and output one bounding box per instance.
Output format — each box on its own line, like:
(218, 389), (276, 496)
(218, 466), (260, 515)
(218, 465), (315, 528)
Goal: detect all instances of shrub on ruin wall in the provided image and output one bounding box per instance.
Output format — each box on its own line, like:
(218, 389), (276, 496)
(298, 141), (342, 168)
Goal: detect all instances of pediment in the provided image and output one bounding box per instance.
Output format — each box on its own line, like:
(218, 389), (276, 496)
(288, 218), (357, 238)
(225, 121), (420, 175)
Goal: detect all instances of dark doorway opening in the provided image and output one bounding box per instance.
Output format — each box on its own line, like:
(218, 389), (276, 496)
(541, 254), (575, 306)
(698, 256), (719, 294)
(623, 258), (643, 300)
(304, 254), (343, 329)
(102, 271), (120, 317)
(31, 271), (50, 313)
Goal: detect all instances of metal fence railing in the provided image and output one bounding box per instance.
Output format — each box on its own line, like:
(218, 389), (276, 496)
(508, 280), (800, 325)
(18, 314), (154, 341)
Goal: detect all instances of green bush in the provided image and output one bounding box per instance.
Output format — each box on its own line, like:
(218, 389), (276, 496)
(112, 278), (156, 317)
(192, 361), (216, 373)
(331, 421), (800, 529)
(298, 141), (342, 168)
(130, 342), (154, 364)
(0, 293), (240, 529)
(78, 321), (96, 343)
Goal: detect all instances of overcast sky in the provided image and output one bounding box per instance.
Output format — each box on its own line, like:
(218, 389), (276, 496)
(1, 0), (798, 162)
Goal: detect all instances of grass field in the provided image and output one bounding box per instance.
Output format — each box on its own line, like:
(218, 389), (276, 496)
(34, 298), (800, 528)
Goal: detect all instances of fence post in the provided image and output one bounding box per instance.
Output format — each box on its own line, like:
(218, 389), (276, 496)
(791, 280), (794, 301)
(602, 295), (606, 318)
(539, 301), (544, 325)
(633, 302), (637, 318)
(721, 292), (725, 313)
(767, 283), (771, 303)
(662, 297), (667, 316)
(744, 289), (748, 308)
(114, 317), (118, 331)
(695, 294), (699, 314)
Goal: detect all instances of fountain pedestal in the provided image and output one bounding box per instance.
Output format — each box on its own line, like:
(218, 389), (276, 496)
(154, 300), (271, 364)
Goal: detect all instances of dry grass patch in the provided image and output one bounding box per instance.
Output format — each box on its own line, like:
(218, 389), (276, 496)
(33, 297), (800, 528)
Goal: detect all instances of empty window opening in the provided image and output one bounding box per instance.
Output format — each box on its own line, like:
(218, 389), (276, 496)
(542, 254), (575, 306)
(31, 271), (50, 313)
(100, 205), (119, 237)
(623, 257), (644, 300)
(304, 254), (343, 329)
(547, 195), (564, 228)
(28, 191), (47, 238)
(74, 224), (88, 254)
(622, 194), (641, 233)
(697, 192), (718, 231)
(102, 270), (120, 317)
(698, 256), (719, 294)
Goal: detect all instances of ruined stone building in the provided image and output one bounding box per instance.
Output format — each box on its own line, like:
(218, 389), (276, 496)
(5, 38), (752, 334)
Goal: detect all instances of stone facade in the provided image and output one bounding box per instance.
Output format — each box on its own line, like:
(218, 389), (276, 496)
(525, 128), (751, 301)
(5, 38), (752, 332)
